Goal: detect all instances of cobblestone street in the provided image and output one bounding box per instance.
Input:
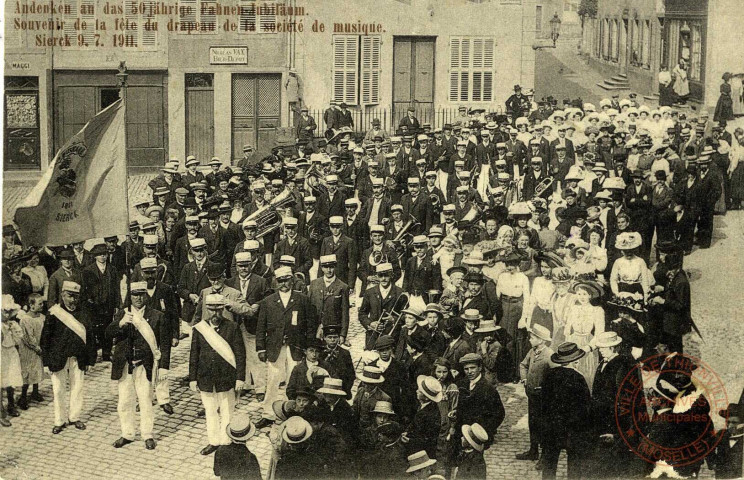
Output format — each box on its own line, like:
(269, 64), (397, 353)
(1, 174), (742, 479)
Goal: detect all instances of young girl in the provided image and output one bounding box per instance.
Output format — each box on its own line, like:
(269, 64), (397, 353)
(564, 282), (605, 391)
(17, 293), (46, 410)
(433, 357), (459, 476)
(2, 295), (25, 424)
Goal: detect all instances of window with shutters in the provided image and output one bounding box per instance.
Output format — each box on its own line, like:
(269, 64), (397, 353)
(449, 37), (495, 103)
(123, 0), (157, 49)
(238, 1), (278, 33)
(331, 35), (382, 106)
(177, 0), (217, 34)
(62, 0), (97, 50)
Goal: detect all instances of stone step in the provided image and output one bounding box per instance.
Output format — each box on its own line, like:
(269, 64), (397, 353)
(614, 73), (628, 80)
(605, 77), (631, 87)
(596, 82), (631, 91)
(610, 75), (629, 83)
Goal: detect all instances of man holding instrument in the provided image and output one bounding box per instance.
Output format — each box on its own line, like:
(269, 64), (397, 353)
(358, 262), (406, 350)
(106, 281), (168, 450)
(189, 294), (246, 455)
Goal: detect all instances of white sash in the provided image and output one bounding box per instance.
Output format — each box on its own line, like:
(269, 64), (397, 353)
(49, 304), (86, 344)
(194, 321), (236, 368)
(130, 307), (162, 383)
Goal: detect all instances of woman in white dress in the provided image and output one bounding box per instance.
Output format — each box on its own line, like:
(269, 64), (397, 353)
(564, 282), (605, 391)
(549, 267), (575, 347)
(21, 250), (49, 301)
(609, 232), (651, 300)
(520, 257), (556, 336)
(585, 228), (609, 279)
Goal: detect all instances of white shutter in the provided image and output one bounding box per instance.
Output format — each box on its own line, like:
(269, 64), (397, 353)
(449, 38), (461, 101)
(179, 0), (198, 32)
(259, 2), (277, 33)
(239, 0), (257, 32)
(361, 36), (381, 105)
(141, 0), (157, 47)
(199, 0), (217, 33)
(482, 38), (494, 102)
(332, 35), (359, 105)
(62, 0), (78, 47)
(80, 0), (95, 46)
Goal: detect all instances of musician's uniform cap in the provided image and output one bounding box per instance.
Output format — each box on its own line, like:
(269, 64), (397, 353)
(189, 238), (207, 250)
(415, 158), (427, 165)
(443, 204), (456, 212)
(140, 258), (158, 270)
(531, 156), (543, 163)
(279, 255), (296, 265)
(428, 226), (444, 237)
(390, 204), (404, 213)
(62, 281), (81, 293)
(271, 179), (284, 187)
(368, 160), (379, 167)
(412, 235), (428, 245)
(235, 252), (252, 264)
(242, 219), (258, 229)
(205, 294), (226, 308)
(417, 134), (428, 141)
(345, 198), (359, 206)
(376, 263), (394, 274)
(275, 267), (293, 280)
(454, 160), (465, 167)
(142, 234), (159, 246)
(497, 172), (511, 181)
(457, 140), (468, 147)
(385, 152), (397, 159)
(243, 240), (260, 251)
(407, 177), (420, 185)
(456, 185), (469, 193)
(494, 159), (507, 166)
(370, 225), (386, 234)
(304, 195), (317, 203)
(390, 136), (402, 143)
(457, 171), (471, 178)
(329, 216), (344, 226)
(283, 217), (298, 226)
(326, 175), (339, 184)
(130, 282), (148, 294)
(496, 142), (507, 149)
(371, 178), (384, 186)
(425, 171), (437, 177)
(185, 215), (200, 224)
(320, 254), (337, 265)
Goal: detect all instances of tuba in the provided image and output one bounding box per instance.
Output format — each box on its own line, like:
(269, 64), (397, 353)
(305, 162), (329, 197)
(392, 216), (420, 256)
(369, 249), (388, 268)
(243, 189), (296, 239)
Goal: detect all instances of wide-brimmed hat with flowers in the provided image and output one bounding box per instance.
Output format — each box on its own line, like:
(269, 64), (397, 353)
(615, 232), (642, 250)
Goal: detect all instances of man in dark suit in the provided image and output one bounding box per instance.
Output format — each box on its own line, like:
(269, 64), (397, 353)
(103, 236), (127, 282)
(319, 216), (357, 292)
(540, 343), (593, 479)
(216, 206), (243, 274)
(272, 217), (313, 282)
(317, 175), (347, 219)
(177, 238), (218, 325)
(401, 177), (433, 233)
(624, 172), (654, 258)
(342, 198), (370, 253)
(254, 267), (318, 428)
(298, 196), (328, 263)
(40, 281), (97, 434)
(47, 248), (82, 307)
(549, 126), (575, 164)
(138, 258), (180, 414)
(695, 156), (722, 249)
(189, 294), (247, 455)
(650, 250), (691, 353)
(671, 196), (696, 255)
(398, 107), (420, 133)
(319, 325), (356, 398)
(336, 103), (354, 129)
(372, 335), (413, 422)
(358, 263), (404, 350)
(458, 353), (506, 448)
(296, 107), (317, 143)
(226, 252), (268, 399)
(308, 255), (350, 342)
(403, 235), (441, 297)
(71, 241), (94, 271)
(358, 225), (400, 292)
(323, 101), (339, 138)
(81, 243), (122, 362)
(405, 376), (442, 458)
(362, 179), (391, 228)
(522, 157), (549, 200)
(107, 282), (169, 450)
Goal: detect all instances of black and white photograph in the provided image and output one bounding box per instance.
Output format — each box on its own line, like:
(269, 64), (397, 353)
(2, 0), (744, 478)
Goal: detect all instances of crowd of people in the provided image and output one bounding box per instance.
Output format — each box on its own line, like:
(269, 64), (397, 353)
(2, 88), (744, 480)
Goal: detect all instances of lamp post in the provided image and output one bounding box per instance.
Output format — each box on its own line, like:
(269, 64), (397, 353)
(550, 13), (562, 47)
(116, 61), (128, 103)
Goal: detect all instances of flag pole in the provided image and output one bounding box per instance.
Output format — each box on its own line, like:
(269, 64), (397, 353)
(117, 61), (133, 304)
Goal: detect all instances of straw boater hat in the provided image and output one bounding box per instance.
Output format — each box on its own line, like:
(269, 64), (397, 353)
(281, 417), (313, 444)
(272, 400), (297, 422)
(615, 231), (642, 250)
(550, 342), (586, 364)
(528, 324), (552, 342)
(226, 414), (256, 443)
(460, 309), (483, 323)
(406, 450), (437, 473)
(371, 401), (396, 416)
(316, 377), (346, 396)
(593, 331), (623, 348)
(475, 319), (500, 334)
(416, 375), (444, 402)
(461, 423), (489, 452)
(357, 366), (385, 384)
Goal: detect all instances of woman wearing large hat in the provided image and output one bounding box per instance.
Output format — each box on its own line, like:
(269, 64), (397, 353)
(496, 251), (531, 374)
(564, 281), (605, 391)
(608, 292), (647, 360)
(521, 253), (557, 341)
(609, 231), (651, 301)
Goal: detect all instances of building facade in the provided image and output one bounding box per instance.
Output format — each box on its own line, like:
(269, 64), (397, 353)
(580, 0), (744, 110)
(535, 0), (581, 40)
(4, 0), (535, 173)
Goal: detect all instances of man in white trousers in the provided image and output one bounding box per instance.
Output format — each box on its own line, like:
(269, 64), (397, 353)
(40, 281), (97, 434)
(189, 294), (246, 455)
(106, 281), (167, 449)
(254, 266), (318, 429)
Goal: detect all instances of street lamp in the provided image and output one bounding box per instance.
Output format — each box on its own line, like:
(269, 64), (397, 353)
(550, 13), (562, 47)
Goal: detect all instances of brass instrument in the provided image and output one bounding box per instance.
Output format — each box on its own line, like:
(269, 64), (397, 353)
(305, 163), (329, 197)
(369, 249), (388, 268)
(429, 193), (442, 215)
(427, 290), (442, 304)
(242, 189), (296, 239)
(532, 177), (554, 200)
(392, 216), (420, 256)
(374, 292), (410, 338)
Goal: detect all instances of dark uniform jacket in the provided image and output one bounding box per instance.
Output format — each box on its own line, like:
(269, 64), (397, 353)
(403, 255), (442, 296)
(320, 345), (355, 398)
(144, 281), (180, 369)
(81, 262), (121, 318)
(225, 274), (269, 335)
(273, 236), (313, 281)
(40, 304), (97, 372)
(298, 211), (328, 260)
(400, 193), (433, 233)
(188, 318), (246, 392)
(457, 375), (505, 444)
(107, 306), (168, 381)
(177, 260), (220, 324)
(256, 290), (318, 362)
(308, 276), (350, 338)
(358, 243), (400, 291)
(319, 234), (357, 287)
(358, 284), (404, 350)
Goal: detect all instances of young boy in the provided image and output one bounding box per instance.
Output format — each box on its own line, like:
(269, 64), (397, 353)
(214, 414), (261, 480)
(17, 293), (46, 410)
(352, 366), (391, 429)
(457, 423), (489, 479)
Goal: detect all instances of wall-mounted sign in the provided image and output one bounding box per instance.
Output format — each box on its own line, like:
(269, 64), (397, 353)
(10, 62), (31, 70)
(209, 46), (248, 65)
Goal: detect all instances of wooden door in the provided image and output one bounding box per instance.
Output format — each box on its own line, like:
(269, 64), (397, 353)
(185, 73), (214, 162)
(393, 37), (435, 131)
(232, 73), (281, 162)
(56, 86), (97, 150)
